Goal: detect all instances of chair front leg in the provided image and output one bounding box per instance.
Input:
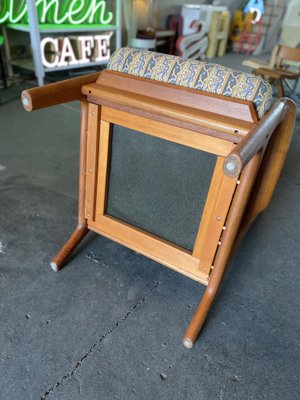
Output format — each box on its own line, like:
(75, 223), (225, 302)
(50, 101), (90, 271)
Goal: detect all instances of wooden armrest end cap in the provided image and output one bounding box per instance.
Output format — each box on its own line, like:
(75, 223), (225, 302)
(21, 91), (33, 112)
(223, 154), (242, 178)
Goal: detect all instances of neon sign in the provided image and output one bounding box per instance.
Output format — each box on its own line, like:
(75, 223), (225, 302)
(0, 0), (114, 25)
(41, 33), (113, 68)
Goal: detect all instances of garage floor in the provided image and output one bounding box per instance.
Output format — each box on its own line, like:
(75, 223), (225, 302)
(0, 53), (299, 400)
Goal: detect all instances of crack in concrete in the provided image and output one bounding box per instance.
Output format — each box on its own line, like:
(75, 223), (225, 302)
(85, 250), (107, 266)
(40, 278), (164, 399)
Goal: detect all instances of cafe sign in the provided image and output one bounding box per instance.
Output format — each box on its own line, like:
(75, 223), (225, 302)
(0, 1), (116, 69)
(41, 33), (113, 68)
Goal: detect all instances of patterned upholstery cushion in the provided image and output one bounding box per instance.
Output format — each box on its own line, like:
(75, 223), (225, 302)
(107, 48), (273, 119)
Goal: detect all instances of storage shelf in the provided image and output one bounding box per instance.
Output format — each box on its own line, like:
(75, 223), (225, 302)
(7, 23), (117, 33)
(4, 0), (121, 85)
(11, 58), (35, 71)
(45, 60), (107, 72)
(11, 58), (107, 72)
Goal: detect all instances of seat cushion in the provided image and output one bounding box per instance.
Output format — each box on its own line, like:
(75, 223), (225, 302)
(107, 47), (273, 119)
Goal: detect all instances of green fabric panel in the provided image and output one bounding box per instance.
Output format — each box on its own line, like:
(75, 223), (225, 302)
(106, 124), (216, 251)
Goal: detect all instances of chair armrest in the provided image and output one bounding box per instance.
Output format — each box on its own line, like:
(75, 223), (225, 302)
(223, 99), (288, 178)
(255, 67), (282, 79)
(256, 67), (299, 80)
(275, 68), (300, 79)
(21, 72), (101, 112)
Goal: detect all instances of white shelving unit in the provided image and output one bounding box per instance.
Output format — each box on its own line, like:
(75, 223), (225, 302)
(3, 0), (121, 86)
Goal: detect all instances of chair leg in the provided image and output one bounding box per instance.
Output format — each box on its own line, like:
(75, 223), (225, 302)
(277, 79), (284, 97)
(50, 224), (89, 271)
(50, 101), (89, 271)
(183, 266), (224, 348)
(183, 153), (262, 348)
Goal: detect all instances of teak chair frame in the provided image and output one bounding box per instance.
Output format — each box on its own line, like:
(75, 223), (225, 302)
(21, 70), (296, 348)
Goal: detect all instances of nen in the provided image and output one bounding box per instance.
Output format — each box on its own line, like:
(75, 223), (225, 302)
(0, 0), (113, 25)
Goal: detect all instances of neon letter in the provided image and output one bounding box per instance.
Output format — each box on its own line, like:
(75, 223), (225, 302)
(36, 0), (67, 24)
(67, 0), (87, 24)
(94, 32), (113, 62)
(87, 0), (113, 25)
(0, 0), (10, 24)
(40, 37), (59, 68)
(58, 37), (78, 67)
(9, 0), (27, 24)
(77, 36), (95, 64)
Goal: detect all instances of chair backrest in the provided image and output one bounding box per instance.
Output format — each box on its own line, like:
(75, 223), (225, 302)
(106, 47), (273, 119)
(276, 45), (300, 69)
(269, 45), (280, 68)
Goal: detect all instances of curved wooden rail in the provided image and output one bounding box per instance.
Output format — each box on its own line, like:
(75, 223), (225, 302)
(236, 97), (296, 227)
(21, 72), (101, 112)
(183, 153), (262, 348)
(223, 99), (292, 178)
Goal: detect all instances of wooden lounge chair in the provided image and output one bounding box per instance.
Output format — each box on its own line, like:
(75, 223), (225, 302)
(21, 48), (296, 348)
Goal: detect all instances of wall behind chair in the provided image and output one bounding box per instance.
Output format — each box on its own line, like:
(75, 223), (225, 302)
(154, 0), (248, 28)
(121, 0), (248, 44)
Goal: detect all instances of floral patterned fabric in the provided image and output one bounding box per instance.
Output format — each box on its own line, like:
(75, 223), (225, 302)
(107, 48), (273, 119)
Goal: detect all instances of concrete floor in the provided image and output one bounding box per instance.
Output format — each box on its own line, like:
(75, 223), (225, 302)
(0, 53), (299, 400)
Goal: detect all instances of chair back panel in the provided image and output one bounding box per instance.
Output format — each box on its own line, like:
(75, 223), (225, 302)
(276, 46), (300, 67)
